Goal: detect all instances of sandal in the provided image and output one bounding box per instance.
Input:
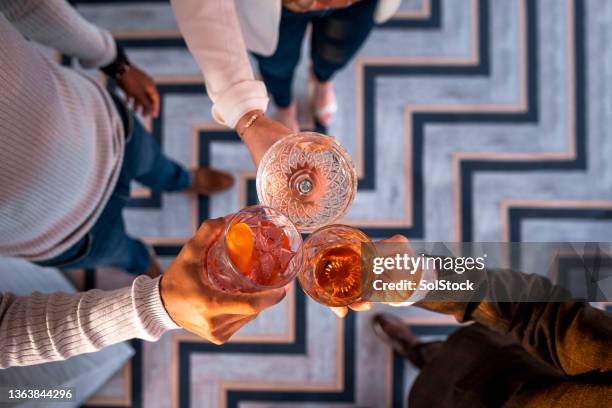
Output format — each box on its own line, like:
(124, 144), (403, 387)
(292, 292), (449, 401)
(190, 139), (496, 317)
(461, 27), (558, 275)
(308, 70), (338, 127)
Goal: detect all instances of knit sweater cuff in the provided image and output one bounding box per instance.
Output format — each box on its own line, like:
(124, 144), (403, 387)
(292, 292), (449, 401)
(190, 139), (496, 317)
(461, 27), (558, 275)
(211, 80), (269, 128)
(133, 276), (181, 340)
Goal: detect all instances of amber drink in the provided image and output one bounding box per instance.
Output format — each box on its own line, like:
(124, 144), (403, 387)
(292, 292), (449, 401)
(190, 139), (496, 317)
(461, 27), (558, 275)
(298, 225), (374, 306)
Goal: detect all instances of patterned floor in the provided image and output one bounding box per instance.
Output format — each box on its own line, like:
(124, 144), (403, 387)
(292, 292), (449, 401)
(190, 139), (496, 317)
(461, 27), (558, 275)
(57, 0), (612, 407)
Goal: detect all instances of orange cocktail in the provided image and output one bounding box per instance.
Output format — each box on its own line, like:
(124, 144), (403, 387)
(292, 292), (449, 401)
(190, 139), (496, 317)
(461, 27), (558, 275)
(205, 205), (303, 292)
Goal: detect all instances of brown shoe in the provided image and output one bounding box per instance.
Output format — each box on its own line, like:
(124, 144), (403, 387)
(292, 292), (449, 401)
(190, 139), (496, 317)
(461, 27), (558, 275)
(186, 167), (234, 195)
(372, 313), (421, 360)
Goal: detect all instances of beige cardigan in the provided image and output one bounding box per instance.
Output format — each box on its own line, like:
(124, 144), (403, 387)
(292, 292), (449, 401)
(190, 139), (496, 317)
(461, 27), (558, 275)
(0, 0), (178, 368)
(170, 0), (401, 128)
(0, 0), (124, 261)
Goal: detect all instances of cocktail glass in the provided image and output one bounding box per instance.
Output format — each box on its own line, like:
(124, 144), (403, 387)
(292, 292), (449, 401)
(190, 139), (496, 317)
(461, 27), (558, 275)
(256, 132), (357, 232)
(205, 205), (303, 292)
(297, 225), (375, 307)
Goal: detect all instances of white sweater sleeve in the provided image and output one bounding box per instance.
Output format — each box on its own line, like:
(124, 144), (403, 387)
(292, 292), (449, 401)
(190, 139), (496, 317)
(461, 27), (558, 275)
(0, 0), (116, 68)
(170, 0), (269, 128)
(0, 276), (179, 369)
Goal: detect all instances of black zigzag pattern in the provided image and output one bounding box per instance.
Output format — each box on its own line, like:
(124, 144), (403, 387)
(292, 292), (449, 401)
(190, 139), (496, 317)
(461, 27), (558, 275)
(67, 0), (607, 406)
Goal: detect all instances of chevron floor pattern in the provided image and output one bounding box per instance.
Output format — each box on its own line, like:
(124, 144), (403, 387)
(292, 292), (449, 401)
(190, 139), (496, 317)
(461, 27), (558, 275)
(55, 0), (612, 407)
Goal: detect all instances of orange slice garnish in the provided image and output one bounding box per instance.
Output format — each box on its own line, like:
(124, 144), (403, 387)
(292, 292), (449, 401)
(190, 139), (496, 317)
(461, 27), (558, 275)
(226, 222), (254, 275)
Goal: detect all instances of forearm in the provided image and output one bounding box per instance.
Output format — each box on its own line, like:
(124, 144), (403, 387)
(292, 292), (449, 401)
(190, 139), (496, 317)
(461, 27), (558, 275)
(0, 276), (178, 369)
(170, 0), (268, 128)
(417, 267), (612, 375)
(0, 0), (116, 67)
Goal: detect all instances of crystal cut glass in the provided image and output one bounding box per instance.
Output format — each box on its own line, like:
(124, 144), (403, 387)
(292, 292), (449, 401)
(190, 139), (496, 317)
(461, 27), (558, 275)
(205, 205), (303, 293)
(297, 225), (374, 307)
(256, 132), (357, 232)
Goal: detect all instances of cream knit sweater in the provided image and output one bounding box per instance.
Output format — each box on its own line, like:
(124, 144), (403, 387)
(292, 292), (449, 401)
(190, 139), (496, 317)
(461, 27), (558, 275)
(0, 276), (179, 369)
(0, 0), (179, 369)
(0, 0), (123, 261)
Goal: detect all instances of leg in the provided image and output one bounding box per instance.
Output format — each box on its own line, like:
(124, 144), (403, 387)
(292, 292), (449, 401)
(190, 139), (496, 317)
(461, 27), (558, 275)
(408, 324), (567, 407)
(116, 97), (231, 195)
(310, 0), (378, 81)
(88, 211), (152, 274)
(411, 341), (444, 369)
(372, 313), (443, 369)
(36, 192), (152, 274)
(372, 314), (566, 407)
(253, 9), (310, 108)
(122, 112), (192, 193)
(308, 0), (377, 126)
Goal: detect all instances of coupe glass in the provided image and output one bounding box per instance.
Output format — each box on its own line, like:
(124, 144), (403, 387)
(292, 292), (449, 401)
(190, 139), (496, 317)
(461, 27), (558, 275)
(298, 225), (375, 307)
(205, 205), (303, 292)
(256, 132), (357, 232)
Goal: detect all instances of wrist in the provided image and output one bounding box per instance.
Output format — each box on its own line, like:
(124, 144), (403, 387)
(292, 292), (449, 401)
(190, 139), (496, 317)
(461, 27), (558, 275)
(101, 41), (131, 80)
(236, 110), (264, 138)
(135, 276), (180, 333)
(158, 274), (179, 326)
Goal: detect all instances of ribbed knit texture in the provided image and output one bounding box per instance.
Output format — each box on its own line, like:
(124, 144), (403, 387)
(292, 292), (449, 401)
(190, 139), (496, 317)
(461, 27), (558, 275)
(0, 276), (180, 368)
(0, 0), (124, 260)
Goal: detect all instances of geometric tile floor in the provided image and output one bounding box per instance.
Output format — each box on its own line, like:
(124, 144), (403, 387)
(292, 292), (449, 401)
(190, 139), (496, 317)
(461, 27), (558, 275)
(53, 0), (612, 406)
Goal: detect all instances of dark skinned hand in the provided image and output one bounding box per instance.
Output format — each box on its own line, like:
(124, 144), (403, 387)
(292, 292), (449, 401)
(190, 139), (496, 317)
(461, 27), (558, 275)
(116, 64), (160, 118)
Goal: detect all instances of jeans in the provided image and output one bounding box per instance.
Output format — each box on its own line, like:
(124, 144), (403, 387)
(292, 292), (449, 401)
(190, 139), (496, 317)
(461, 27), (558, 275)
(253, 0), (378, 108)
(35, 95), (191, 274)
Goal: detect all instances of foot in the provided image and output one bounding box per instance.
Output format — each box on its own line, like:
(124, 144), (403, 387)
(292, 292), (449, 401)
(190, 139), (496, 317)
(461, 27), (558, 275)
(186, 167), (234, 195)
(371, 313), (421, 360)
(309, 74), (338, 127)
(274, 101), (300, 133)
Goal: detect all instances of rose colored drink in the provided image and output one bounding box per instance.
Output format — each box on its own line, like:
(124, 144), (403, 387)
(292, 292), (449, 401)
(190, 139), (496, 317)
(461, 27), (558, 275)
(205, 206), (303, 292)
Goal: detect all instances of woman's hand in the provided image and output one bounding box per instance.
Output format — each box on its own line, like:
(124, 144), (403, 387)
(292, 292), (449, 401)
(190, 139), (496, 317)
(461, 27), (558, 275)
(116, 64), (160, 118)
(236, 110), (294, 167)
(159, 218), (286, 344)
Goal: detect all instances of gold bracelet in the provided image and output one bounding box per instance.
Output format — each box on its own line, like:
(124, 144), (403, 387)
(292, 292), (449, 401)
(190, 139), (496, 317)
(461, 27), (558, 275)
(239, 112), (263, 137)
